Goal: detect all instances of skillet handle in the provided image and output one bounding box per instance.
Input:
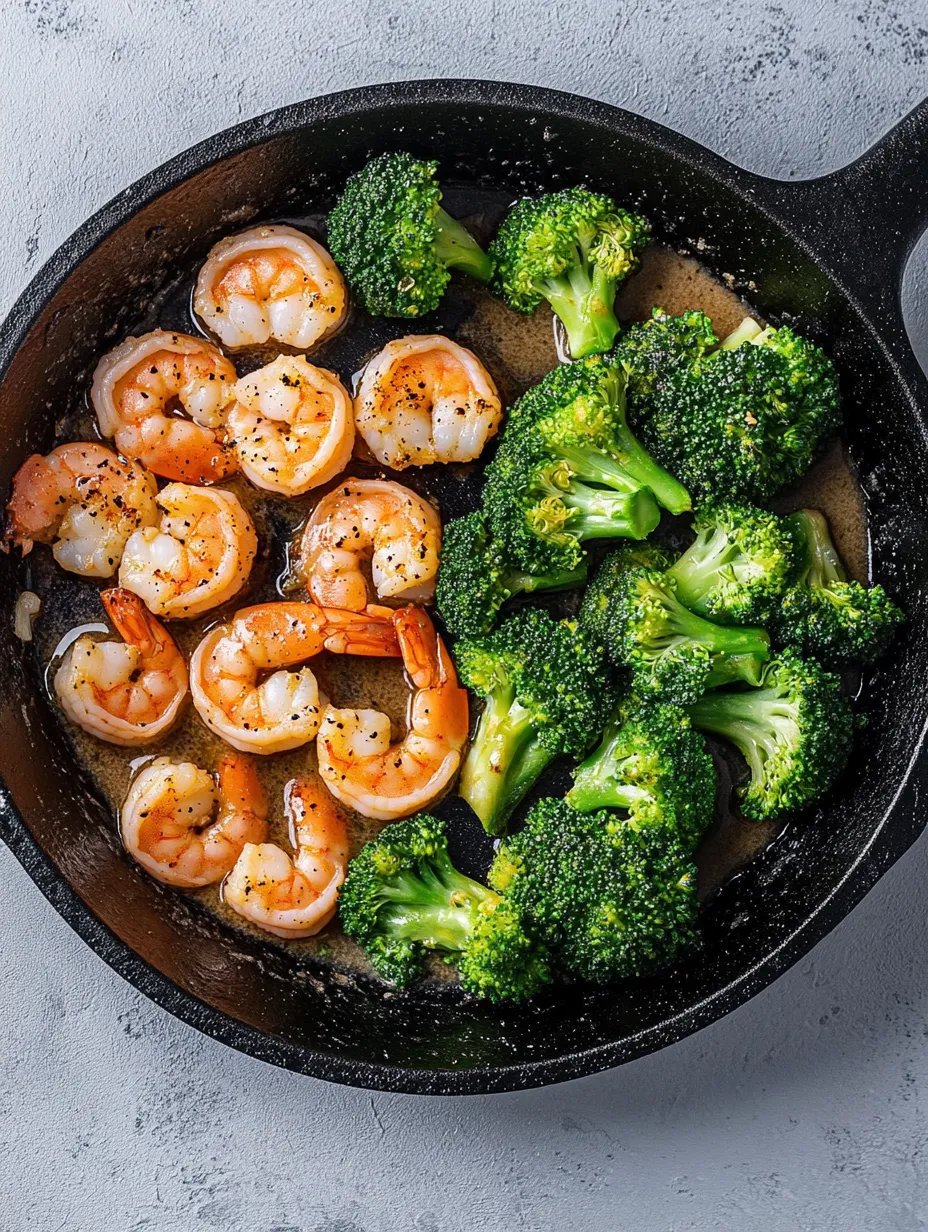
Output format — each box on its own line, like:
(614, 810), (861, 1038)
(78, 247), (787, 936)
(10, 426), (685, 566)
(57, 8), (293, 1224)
(752, 97), (928, 304)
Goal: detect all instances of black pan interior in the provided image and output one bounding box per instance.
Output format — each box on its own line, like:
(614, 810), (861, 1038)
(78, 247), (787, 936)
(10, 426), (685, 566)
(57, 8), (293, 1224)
(1, 84), (926, 1094)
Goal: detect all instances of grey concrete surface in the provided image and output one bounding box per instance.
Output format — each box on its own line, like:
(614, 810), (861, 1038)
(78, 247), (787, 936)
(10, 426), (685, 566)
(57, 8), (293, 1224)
(3, 1), (928, 1229)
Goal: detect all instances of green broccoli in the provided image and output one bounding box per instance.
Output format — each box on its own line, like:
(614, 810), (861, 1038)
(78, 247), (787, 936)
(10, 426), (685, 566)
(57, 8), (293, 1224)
(489, 187), (650, 358)
(456, 608), (618, 836)
(568, 699), (716, 850)
(577, 540), (672, 646)
(502, 354), (691, 515)
(339, 812), (550, 1002)
(435, 511), (587, 639)
(483, 431), (661, 575)
(687, 650), (853, 821)
(491, 798), (700, 984)
(628, 318), (841, 503)
(581, 551), (771, 703)
(327, 152), (492, 318)
(615, 307), (718, 399)
(774, 509), (904, 667)
(666, 501), (802, 625)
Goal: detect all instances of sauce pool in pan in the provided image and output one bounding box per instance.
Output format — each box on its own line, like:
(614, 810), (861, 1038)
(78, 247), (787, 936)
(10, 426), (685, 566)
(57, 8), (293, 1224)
(27, 214), (869, 972)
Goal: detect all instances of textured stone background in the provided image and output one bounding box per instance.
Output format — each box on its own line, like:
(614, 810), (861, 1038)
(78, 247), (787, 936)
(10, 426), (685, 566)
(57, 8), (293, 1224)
(3, 2), (928, 1229)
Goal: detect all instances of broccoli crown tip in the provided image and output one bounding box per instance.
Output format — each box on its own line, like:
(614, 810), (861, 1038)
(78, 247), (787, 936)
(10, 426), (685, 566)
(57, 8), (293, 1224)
(339, 812), (550, 1002)
(328, 151), (491, 318)
(626, 318), (841, 504)
(688, 650), (853, 821)
(489, 186), (650, 358)
(493, 797), (700, 984)
(457, 608), (618, 835)
(568, 698), (717, 850)
(435, 510), (586, 640)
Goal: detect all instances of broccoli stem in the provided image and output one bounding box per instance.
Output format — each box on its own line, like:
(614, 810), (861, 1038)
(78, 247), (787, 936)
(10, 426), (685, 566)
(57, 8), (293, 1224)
(377, 861), (496, 951)
(434, 207), (493, 282)
(602, 373), (691, 515)
(664, 590), (770, 660)
(568, 724), (646, 812)
(459, 692), (557, 836)
(718, 317), (764, 350)
(705, 653), (767, 689)
(667, 528), (736, 612)
(688, 691), (792, 785)
(560, 480), (661, 541)
(503, 562), (588, 596)
(541, 260), (620, 359)
(557, 443), (647, 494)
(788, 509), (846, 588)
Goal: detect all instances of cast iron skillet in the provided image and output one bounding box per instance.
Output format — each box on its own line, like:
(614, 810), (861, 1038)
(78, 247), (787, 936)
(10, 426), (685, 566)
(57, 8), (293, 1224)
(2, 80), (928, 1096)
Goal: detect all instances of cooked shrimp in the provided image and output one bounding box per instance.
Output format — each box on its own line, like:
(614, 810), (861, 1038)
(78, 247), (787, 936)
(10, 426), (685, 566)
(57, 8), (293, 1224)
(317, 605), (468, 820)
(193, 225), (347, 351)
(3, 443), (158, 578)
(54, 588), (188, 746)
(223, 777), (349, 938)
(224, 356), (354, 496)
(91, 330), (237, 483)
(298, 479), (441, 611)
(189, 600), (400, 755)
(121, 754), (268, 888)
(354, 335), (502, 469)
(118, 482), (257, 620)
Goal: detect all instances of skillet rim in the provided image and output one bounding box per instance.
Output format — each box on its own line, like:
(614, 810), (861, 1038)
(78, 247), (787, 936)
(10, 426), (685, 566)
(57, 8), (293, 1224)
(0, 77), (925, 1095)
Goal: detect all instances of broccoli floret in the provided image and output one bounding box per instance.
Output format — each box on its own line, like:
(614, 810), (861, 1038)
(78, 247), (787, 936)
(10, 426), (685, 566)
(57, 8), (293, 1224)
(687, 650), (853, 821)
(503, 354), (691, 515)
(435, 511), (587, 639)
(456, 608), (618, 836)
(327, 152), (492, 318)
(489, 187), (650, 358)
(568, 700), (716, 850)
(339, 813), (550, 1002)
(629, 318), (841, 504)
(578, 540), (672, 646)
(615, 307), (718, 399)
(484, 427), (660, 575)
(491, 798), (700, 983)
(774, 509), (904, 667)
(666, 501), (802, 625)
(582, 553), (771, 704)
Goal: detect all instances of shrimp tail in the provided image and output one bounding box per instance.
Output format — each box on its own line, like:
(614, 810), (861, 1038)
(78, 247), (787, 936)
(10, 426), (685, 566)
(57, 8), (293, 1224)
(101, 587), (172, 658)
(394, 605), (442, 688)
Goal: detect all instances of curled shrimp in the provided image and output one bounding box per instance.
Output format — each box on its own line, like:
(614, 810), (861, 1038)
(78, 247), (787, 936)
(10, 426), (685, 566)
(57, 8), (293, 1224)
(189, 600), (400, 755)
(193, 225), (347, 351)
(91, 330), (237, 483)
(224, 777), (349, 938)
(224, 356), (354, 496)
(3, 443), (158, 578)
(298, 478), (441, 611)
(54, 588), (188, 746)
(317, 605), (468, 820)
(118, 482), (258, 620)
(354, 335), (502, 469)
(121, 754), (268, 888)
